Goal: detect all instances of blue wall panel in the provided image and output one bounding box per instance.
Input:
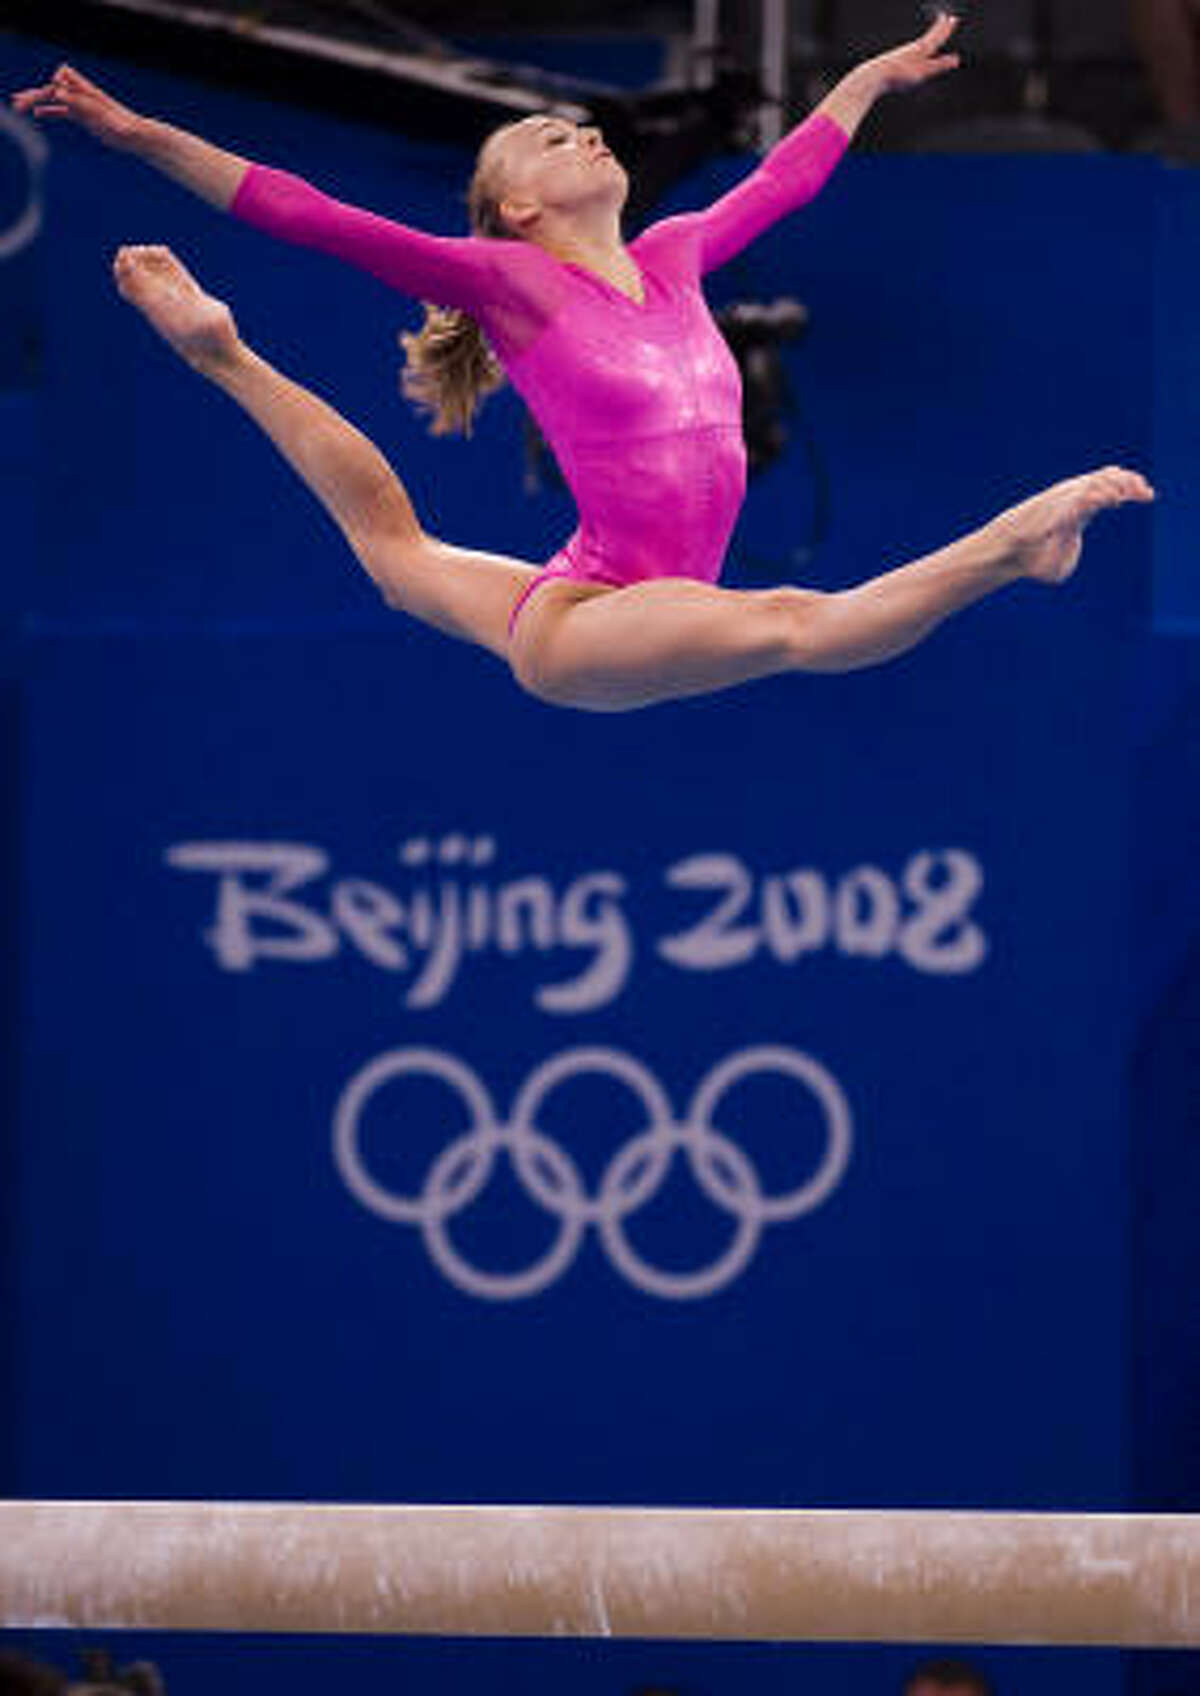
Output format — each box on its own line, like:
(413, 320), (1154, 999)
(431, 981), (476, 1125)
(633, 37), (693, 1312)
(17, 617), (1133, 1509)
(1154, 170), (1200, 633)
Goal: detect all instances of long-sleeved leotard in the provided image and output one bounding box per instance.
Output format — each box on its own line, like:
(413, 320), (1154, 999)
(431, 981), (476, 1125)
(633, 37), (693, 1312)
(230, 113), (850, 624)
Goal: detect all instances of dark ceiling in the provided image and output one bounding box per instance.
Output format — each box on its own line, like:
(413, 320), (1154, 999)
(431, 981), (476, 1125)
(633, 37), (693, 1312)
(7, 0), (1156, 155)
(379, 0), (692, 26)
(6, 0), (747, 217)
(14, 0), (695, 45)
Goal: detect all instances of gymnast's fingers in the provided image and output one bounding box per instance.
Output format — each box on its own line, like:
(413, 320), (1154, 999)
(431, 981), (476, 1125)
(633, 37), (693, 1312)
(10, 84), (66, 116)
(922, 8), (961, 44)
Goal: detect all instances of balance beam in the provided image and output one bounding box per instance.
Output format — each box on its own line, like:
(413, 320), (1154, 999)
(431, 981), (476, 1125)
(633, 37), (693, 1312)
(1, 1503), (1197, 1647)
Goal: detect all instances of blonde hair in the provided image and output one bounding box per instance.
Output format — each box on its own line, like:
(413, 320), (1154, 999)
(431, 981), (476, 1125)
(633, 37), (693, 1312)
(399, 134), (515, 437)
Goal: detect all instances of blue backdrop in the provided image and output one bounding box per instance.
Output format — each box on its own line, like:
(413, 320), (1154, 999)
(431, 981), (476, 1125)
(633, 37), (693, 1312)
(1, 30), (1194, 1696)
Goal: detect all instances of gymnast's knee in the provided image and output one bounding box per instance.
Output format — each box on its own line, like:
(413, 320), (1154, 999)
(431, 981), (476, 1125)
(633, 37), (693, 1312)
(358, 525), (437, 611)
(508, 629), (578, 706)
(764, 585), (831, 668)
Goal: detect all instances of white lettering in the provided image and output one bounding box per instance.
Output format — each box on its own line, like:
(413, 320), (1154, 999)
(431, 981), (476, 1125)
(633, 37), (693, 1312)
(165, 838), (989, 1010)
(899, 849), (988, 974)
(658, 854), (758, 969)
(659, 850), (986, 978)
(497, 878), (557, 953)
(538, 873), (632, 1013)
(330, 879), (408, 970)
(407, 883), (465, 1008)
(165, 842), (337, 971)
(762, 871), (830, 961)
(835, 866), (901, 958)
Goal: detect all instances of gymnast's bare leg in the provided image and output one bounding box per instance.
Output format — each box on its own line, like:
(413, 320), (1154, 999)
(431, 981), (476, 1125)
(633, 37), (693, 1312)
(113, 244), (538, 659)
(513, 467), (1154, 710)
(114, 245), (1155, 713)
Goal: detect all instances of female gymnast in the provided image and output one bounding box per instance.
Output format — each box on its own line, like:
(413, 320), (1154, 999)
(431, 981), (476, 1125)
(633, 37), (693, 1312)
(14, 18), (1153, 712)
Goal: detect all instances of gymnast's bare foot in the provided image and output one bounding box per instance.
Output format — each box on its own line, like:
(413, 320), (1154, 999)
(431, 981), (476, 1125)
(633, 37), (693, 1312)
(991, 467), (1156, 585)
(113, 244), (239, 374)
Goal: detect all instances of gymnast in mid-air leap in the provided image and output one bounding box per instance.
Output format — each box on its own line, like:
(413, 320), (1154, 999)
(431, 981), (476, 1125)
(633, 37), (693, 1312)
(14, 15), (1153, 712)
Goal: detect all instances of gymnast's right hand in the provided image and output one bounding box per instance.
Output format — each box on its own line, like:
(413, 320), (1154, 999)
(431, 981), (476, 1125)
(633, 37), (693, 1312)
(11, 64), (143, 150)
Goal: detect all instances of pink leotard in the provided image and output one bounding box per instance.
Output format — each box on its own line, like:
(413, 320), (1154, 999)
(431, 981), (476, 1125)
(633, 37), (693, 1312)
(230, 114), (850, 630)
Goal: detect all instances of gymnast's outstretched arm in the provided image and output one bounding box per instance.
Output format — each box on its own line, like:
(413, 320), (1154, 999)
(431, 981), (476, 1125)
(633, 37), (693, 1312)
(11, 65), (544, 322)
(13, 63), (249, 208)
(678, 12), (963, 275)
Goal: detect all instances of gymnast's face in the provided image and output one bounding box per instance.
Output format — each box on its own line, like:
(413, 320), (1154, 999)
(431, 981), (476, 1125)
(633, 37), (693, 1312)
(484, 114), (628, 236)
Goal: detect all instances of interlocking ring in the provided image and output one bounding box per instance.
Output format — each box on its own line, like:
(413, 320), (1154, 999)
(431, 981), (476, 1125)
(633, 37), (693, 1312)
(0, 109), (48, 261)
(333, 1044), (853, 1301)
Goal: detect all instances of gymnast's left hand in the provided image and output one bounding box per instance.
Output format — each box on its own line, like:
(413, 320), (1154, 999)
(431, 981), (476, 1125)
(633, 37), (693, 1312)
(860, 12), (962, 95)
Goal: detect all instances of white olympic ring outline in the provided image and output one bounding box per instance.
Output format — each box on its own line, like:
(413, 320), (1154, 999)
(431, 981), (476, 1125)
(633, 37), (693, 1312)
(0, 109), (48, 261)
(333, 1045), (853, 1301)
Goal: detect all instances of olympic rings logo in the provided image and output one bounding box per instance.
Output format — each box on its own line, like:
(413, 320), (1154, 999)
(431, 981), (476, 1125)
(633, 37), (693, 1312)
(333, 1046), (853, 1301)
(0, 109), (48, 261)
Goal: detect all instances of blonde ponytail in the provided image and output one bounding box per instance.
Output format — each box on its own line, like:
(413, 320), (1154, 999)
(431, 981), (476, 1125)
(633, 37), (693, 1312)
(398, 143), (515, 437)
(399, 307), (503, 437)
